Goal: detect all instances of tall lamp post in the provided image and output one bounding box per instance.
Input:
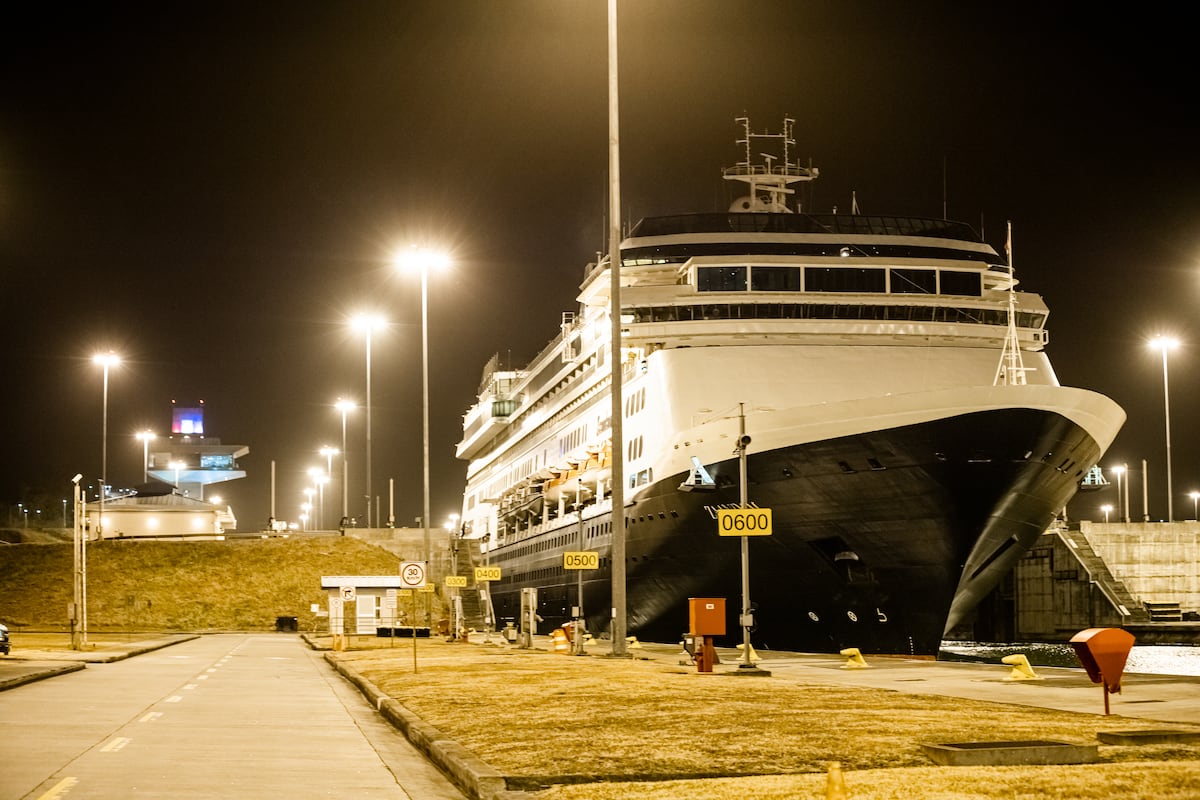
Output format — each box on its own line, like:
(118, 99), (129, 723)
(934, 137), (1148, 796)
(335, 399), (355, 526)
(1149, 335), (1179, 521)
(352, 314), (386, 528)
(1110, 464), (1127, 523)
(394, 247), (450, 573)
(320, 447), (337, 528)
(1190, 490), (1199, 521)
(136, 430), (156, 483)
(92, 352), (121, 540)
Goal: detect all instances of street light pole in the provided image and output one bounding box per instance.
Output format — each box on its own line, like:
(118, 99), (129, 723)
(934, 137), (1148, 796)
(394, 247), (450, 574)
(335, 399), (355, 526)
(1190, 491), (1199, 521)
(353, 315), (385, 529)
(1150, 336), (1179, 522)
(92, 352), (120, 540)
(136, 430), (156, 483)
(1111, 465), (1126, 523)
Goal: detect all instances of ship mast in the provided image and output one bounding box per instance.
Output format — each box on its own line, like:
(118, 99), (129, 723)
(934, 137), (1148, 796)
(723, 116), (817, 213)
(994, 221), (1031, 386)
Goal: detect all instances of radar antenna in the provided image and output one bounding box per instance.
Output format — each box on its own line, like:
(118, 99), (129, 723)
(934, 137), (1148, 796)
(724, 116), (818, 213)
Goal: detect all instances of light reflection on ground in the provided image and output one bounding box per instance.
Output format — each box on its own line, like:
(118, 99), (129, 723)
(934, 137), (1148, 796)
(939, 641), (1200, 676)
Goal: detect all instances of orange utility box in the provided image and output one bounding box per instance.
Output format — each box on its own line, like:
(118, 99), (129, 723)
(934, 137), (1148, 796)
(1070, 627), (1136, 714)
(689, 597), (726, 636)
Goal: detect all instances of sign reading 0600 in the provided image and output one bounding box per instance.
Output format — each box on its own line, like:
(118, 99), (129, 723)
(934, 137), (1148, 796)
(716, 508), (773, 536)
(563, 551), (599, 570)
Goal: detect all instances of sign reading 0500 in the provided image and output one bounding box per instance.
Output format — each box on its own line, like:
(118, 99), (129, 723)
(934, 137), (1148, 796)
(716, 508), (773, 536)
(563, 551), (599, 570)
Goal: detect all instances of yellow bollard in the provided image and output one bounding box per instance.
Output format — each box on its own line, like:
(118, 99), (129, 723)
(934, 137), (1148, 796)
(825, 760), (849, 800)
(1001, 653), (1043, 681)
(840, 647), (869, 669)
(736, 642), (761, 663)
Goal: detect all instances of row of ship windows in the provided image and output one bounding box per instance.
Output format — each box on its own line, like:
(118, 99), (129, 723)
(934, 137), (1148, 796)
(624, 386), (646, 417)
(696, 265), (982, 296)
(629, 304), (1046, 329)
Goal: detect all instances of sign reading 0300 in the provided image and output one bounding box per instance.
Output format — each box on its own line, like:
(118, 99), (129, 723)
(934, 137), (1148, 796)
(474, 566), (502, 582)
(716, 507), (773, 536)
(563, 551), (599, 570)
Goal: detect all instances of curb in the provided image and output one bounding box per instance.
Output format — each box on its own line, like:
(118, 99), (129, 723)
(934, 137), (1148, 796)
(0, 661), (85, 691)
(324, 652), (534, 800)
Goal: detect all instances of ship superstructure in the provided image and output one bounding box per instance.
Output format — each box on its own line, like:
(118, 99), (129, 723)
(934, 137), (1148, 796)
(456, 118), (1125, 655)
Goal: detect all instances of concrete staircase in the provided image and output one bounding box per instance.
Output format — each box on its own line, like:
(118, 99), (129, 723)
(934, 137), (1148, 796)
(453, 538), (491, 631)
(1053, 526), (1150, 624)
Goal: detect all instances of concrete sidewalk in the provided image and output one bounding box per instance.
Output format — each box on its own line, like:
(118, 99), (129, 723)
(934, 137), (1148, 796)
(0, 634), (198, 690)
(642, 641), (1200, 725)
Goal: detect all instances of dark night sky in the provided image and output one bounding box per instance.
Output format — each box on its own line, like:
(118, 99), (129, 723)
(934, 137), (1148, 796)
(3, 2), (1198, 529)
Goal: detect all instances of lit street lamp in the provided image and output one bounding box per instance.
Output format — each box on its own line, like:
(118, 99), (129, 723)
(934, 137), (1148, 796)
(335, 399), (355, 525)
(394, 246), (451, 572)
(169, 460), (186, 491)
(1110, 464), (1128, 522)
(1101, 504), (1112, 523)
(136, 430), (156, 483)
(352, 314), (386, 528)
(1149, 335), (1179, 521)
(92, 351), (121, 539)
(1190, 490), (1199, 521)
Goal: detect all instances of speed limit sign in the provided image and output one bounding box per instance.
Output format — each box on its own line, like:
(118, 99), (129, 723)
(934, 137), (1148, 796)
(400, 561), (427, 588)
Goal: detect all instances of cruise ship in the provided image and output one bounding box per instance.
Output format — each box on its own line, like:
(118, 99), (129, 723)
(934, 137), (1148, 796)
(456, 117), (1125, 655)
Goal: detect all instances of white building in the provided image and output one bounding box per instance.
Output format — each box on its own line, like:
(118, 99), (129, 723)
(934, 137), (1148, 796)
(86, 494), (235, 541)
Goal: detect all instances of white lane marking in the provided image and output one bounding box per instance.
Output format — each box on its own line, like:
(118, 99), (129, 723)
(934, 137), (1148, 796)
(206, 668), (217, 673)
(35, 776), (77, 799)
(183, 683), (198, 690)
(197, 675), (209, 680)
(139, 712), (163, 723)
(101, 737), (131, 752)
(165, 695), (183, 703)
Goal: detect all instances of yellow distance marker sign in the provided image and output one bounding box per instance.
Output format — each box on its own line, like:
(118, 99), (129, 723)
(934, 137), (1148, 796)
(474, 566), (502, 582)
(563, 551), (599, 570)
(445, 575), (468, 588)
(717, 508), (773, 536)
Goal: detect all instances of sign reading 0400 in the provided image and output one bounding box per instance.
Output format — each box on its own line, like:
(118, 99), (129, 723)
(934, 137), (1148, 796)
(474, 566), (502, 582)
(716, 507), (773, 536)
(563, 551), (599, 570)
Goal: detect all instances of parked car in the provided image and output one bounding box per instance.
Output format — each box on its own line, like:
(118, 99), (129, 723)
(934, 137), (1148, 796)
(0, 623), (9, 655)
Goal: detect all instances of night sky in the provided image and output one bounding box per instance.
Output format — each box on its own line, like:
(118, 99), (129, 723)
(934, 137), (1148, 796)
(3, 2), (1198, 530)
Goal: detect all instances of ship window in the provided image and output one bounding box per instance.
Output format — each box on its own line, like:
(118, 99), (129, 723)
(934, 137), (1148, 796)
(939, 271), (982, 296)
(697, 266), (747, 292)
(806, 267), (886, 293)
(890, 268), (936, 294)
(751, 266), (802, 292)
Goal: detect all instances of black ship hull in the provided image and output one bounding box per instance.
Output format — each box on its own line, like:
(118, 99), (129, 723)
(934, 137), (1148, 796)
(486, 406), (1103, 656)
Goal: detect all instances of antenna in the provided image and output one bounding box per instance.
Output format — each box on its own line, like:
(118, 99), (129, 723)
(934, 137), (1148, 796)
(994, 221), (1032, 386)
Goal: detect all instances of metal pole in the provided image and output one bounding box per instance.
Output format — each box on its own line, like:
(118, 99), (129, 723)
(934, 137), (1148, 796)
(738, 404), (753, 668)
(99, 363), (108, 540)
(1122, 463), (1129, 523)
(1161, 346), (1174, 522)
(365, 332), (373, 529)
(606, 0), (627, 658)
(341, 409), (349, 523)
(576, 480), (585, 654)
(1142, 458), (1150, 522)
(421, 265), (432, 579)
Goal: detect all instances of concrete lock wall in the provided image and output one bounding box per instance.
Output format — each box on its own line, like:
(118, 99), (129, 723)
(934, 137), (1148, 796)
(1080, 521), (1200, 614)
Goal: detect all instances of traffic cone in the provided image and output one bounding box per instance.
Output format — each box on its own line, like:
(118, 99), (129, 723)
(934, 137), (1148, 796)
(825, 760), (849, 799)
(552, 628), (570, 654)
(625, 636), (642, 649)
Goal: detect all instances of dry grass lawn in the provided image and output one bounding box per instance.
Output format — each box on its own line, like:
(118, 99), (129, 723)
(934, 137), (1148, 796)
(334, 639), (1200, 799)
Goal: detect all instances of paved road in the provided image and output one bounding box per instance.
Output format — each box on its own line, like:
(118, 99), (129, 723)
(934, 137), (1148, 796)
(0, 634), (465, 800)
(635, 642), (1200, 725)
